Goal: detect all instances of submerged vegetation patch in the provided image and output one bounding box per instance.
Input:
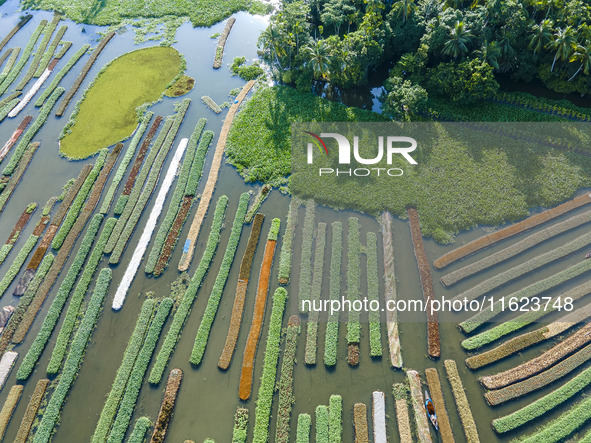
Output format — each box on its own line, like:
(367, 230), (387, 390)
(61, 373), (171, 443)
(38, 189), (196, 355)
(59, 46), (182, 159)
(165, 75), (194, 97)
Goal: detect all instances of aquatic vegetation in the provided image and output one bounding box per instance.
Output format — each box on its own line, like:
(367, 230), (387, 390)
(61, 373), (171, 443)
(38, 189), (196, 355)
(148, 196), (228, 385)
(0, 49), (21, 85)
(245, 184), (271, 224)
(0, 384), (23, 439)
(424, 368), (455, 442)
(298, 199), (315, 314)
(108, 298), (173, 442)
(92, 299), (155, 443)
(278, 199), (298, 285)
(460, 258), (591, 333)
(128, 417), (151, 443)
(0, 234), (39, 298)
(33, 268), (112, 443)
(346, 217), (361, 365)
(190, 192), (249, 365)
(232, 408), (248, 443)
(305, 222), (325, 365)
(453, 230), (591, 304)
(275, 315), (300, 443)
(0, 15), (32, 52)
(239, 220), (280, 400)
(328, 394), (342, 443)
(100, 112), (153, 213)
(34, 24), (68, 76)
(145, 117), (206, 274)
(219, 213), (264, 370)
(296, 414), (311, 443)
(202, 95), (222, 113)
(486, 343), (591, 406)
(213, 18), (235, 69)
(316, 405), (329, 443)
(2, 87), (63, 177)
(0, 202), (36, 267)
(0, 142), (38, 215)
(0, 116), (33, 162)
(353, 403), (368, 443)
(112, 137), (189, 309)
(16, 213), (103, 381)
(165, 74), (194, 97)
(324, 221), (342, 367)
(179, 80), (255, 271)
(51, 149), (107, 250)
(444, 360), (480, 443)
(393, 383), (412, 443)
(251, 287), (287, 442)
(0, 98), (20, 123)
(150, 368), (182, 443)
(46, 217), (117, 374)
(55, 31), (115, 118)
(366, 232), (381, 357)
(14, 378), (49, 443)
(434, 193), (591, 268)
(230, 56), (264, 81)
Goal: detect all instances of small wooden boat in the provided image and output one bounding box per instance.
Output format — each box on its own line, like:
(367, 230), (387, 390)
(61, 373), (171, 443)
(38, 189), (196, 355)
(425, 390), (439, 431)
(586, 251), (591, 259)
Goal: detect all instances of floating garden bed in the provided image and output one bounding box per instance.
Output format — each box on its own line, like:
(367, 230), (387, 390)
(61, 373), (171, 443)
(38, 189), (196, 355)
(393, 383), (412, 443)
(444, 360), (480, 443)
(425, 367), (455, 443)
(0, 142), (37, 215)
(201, 95), (222, 113)
(0, 202), (36, 267)
(150, 368), (182, 443)
(372, 391), (387, 443)
(278, 199), (298, 285)
(353, 403), (369, 443)
(245, 184), (271, 224)
(407, 370), (432, 443)
(298, 199), (315, 313)
(232, 408), (248, 443)
(0, 384), (22, 439)
(347, 217), (360, 366)
(14, 378), (49, 443)
(0, 351), (17, 391)
(213, 17), (235, 69)
(0, 115), (33, 162)
(296, 414), (311, 443)
(34, 24), (67, 76)
(128, 417), (151, 443)
(218, 213), (264, 370)
(366, 232), (382, 358)
(324, 221), (342, 367)
(275, 315), (300, 443)
(0, 15), (31, 52)
(305, 222), (326, 365)
(0, 234), (39, 298)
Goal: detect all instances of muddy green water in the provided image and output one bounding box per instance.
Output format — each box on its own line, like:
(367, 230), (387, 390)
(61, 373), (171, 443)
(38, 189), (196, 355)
(0, 3), (591, 442)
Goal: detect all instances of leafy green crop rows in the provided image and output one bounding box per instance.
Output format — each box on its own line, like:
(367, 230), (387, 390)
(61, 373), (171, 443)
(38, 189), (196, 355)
(0, 234), (38, 298)
(34, 24), (68, 77)
(329, 395), (342, 443)
(366, 232), (381, 357)
(201, 95), (222, 113)
(127, 417), (151, 443)
(190, 192), (249, 365)
(316, 405), (329, 443)
(277, 199), (298, 285)
(305, 223), (326, 365)
(32, 268), (112, 443)
(148, 196), (228, 385)
(347, 217), (360, 345)
(296, 414), (311, 443)
(232, 408), (248, 443)
(275, 316), (300, 443)
(324, 221), (342, 367)
(298, 199), (315, 313)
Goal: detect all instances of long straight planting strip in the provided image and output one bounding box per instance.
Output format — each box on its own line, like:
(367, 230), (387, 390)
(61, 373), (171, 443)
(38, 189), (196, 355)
(393, 383), (412, 443)
(148, 196), (228, 385)
(128, 417), (151, 443)
(298, 199), (315, 312)
(32, 268), (112, 443)
(353, 403), (369, 443)
(278, 198), (299, 285)
(305, 222), (326, 365)
(91, 299), (156, 443)
(424, 368), (455, 443)
(232, 408), (248, 443)
(444, 360), (480, 443)
(46, 216), (117, 374)
(275, 315), (300, 443)
(347, 217), (361, 366)
(16, 213), (103, 380)
(0, 384), (23, 440)
(34, 24), (68, 76)
(0, 234), (39, 298)
(112, 137), (190, 310)
(324, 221), (342, 367)
(452, 230), (591, 303)
(145, 117), (207, 274)
(107, 298), (173, 443)
(296, 414), (311, 443)
(366, 232), (382, 357)
(218, 213), (264, 370)
(251, 288), (287, 443)
(0, 15), (32, 52)
(442, 209), (591, 286)
(407, 370), (432, 443)
(434, 193), (591, 269)
(239, 219), (281, 400)
(0, 115), (33, 163)
(14, 378), (49, 443)
(0, 202), (36, 267)
(459, 258), (591, 333)
(0, 142), (38, 215)
(150, 368), (182, 443)
(213, 17), (236, 68)
(190, 192), (250, 364)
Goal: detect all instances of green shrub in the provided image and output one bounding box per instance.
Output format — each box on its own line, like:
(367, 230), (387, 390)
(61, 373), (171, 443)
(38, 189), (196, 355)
(328, 395), (342, 443)
(32, 268), (112, 443)
(107, 298), (173, 443)
(347, 217), (360, 344)
(275, 316), (300, 443)
(145, 117), (207, 274)
(128, 417), (151, 443)
(296, 414), (311, 443)
(190, 192), (249, 365)
(16, 214), (103, 381)
(252, 287), (287, 443)
(230, 56), (264, 81)
(46, 216), (116, 374)
(324, 221), (342, 367)
(299, 200), (315, 313)
(232, 408), (249, 443)
(366, 232), (381, 357)
(316, 405), (329, 443)
(305, 223), (325, 365)
(51, 149), (107, 250)
(0, 234), (38, 298)
(100, 112), (154, 214)
(148, 196), (228, 384)
(91, 299), (156, 443)
(2, 87), (64, 176)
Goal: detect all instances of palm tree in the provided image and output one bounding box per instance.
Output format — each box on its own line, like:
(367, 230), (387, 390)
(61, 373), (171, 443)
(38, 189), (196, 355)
(477, 41), (502, 69)
(259, 25), (286, 70)
(547, 26), (575, 71)
(529, 19), (553, 54)
(442, 21), (474, 59)
(303, 40), (331, 80)
(568, 41), (591, 81)
(392, 0), (415, 24)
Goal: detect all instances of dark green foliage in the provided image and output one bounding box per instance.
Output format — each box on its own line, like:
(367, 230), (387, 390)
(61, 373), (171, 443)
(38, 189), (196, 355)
(324, 221), (342, 367)
(91, 299), (156, 443)
(382, 76), (428, 120)
(32, 268), (112, 443)
(149, 196), (228, 384)
(17, 214), (103, 381)
(230, 56), (264, 80)
(190, 192), (249, 365)
(107, 298), (173, 443)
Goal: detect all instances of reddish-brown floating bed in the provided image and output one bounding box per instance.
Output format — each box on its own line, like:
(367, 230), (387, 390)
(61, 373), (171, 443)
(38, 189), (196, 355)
(150, 368), (182, 443)
(153, 195), (192, 276)
(0, 116), (32, 162)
